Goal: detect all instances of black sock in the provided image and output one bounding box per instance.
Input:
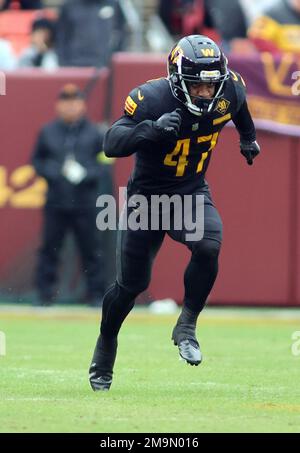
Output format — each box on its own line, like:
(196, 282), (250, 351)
(183, 239), (220, 313)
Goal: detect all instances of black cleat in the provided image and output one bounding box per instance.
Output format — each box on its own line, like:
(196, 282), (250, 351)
(89, 365), (112, 391)
(172, 324), (202, 366)
(89, 336), (117, 392)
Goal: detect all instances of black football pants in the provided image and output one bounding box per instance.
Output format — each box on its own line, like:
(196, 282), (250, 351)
(100, 185), (223, 338)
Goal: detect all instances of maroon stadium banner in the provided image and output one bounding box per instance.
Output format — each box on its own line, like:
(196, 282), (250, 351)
(229, 53), (300, 137)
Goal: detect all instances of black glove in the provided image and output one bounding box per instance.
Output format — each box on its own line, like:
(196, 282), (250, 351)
(154, 108), (182, 137)
(240, 140), (260, 165)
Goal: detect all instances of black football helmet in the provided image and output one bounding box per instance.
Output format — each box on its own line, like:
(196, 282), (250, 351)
(168, 35), (229, 116)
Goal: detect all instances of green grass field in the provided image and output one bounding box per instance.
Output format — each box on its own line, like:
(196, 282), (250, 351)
(0, 305), (300, 433)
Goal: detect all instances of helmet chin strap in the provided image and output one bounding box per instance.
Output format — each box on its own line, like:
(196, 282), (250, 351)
(187, 101), (203, 116)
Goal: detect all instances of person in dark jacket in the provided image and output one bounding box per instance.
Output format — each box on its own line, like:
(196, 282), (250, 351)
(32, 83), (106, 306)
(56, 0), (126, 67)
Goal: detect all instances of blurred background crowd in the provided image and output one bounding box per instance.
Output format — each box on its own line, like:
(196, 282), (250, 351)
(0, 0), (299, 71)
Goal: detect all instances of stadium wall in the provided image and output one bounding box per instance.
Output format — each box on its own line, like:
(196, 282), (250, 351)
(0, 57), (299, 306)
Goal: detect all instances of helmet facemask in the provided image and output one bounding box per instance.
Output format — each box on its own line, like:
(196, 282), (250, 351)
(168, 50), (229, 116)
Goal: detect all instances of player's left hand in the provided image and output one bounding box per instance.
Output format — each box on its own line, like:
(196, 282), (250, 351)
(240, 140), (260, 166)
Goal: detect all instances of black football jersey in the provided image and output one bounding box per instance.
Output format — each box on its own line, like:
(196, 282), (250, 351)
(104, 72), (256, 194)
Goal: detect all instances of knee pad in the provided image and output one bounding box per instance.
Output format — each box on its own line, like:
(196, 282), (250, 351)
(191, 238), (221, 263)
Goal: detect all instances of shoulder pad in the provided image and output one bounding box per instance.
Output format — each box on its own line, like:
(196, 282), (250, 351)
(124, 83), (153, 121)
(124, 79), (168, 121)
(229, 70), (246, 88)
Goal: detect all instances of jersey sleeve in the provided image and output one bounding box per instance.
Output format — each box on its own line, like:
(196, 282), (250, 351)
(229, 70), (247, 112)
(124, 85), (152, 122)
(104, 83), (164, 158)
(229, 71), (256, 142)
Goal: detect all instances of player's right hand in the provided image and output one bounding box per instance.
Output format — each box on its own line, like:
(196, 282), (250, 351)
(154, 109), (182, 137)
(240, 140), (260, 166)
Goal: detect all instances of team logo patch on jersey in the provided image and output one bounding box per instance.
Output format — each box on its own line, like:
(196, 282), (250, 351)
(125, 96), (138, 115)
(192, 123), (199, 131)
(216, 98), (230, 115)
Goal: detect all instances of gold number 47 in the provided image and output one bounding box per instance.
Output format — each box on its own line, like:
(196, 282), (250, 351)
(164, 132), (219, 177)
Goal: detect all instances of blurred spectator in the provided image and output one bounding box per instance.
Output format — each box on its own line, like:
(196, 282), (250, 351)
(56, 0), (126, 67)
(248, 0), (300, 54)
(31, 84), (107, 306)
(205, 0), (248, 47)
(0, 0), (42, 9)
(158, 0), (249, 51)
(0, 37), (17, 69)
(239, 0), (278, 26)
(159, 0), (213, 37)
(18, 17), (58, 68)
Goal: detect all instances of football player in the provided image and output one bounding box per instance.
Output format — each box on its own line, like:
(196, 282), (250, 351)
(89, 35), (260, 391)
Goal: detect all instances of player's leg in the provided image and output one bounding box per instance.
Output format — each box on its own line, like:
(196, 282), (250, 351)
(168, 187), (223, 365)
(89, 206), (165, 391)
(34, 207), (68, 305)
(89, 282), (139, 391)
